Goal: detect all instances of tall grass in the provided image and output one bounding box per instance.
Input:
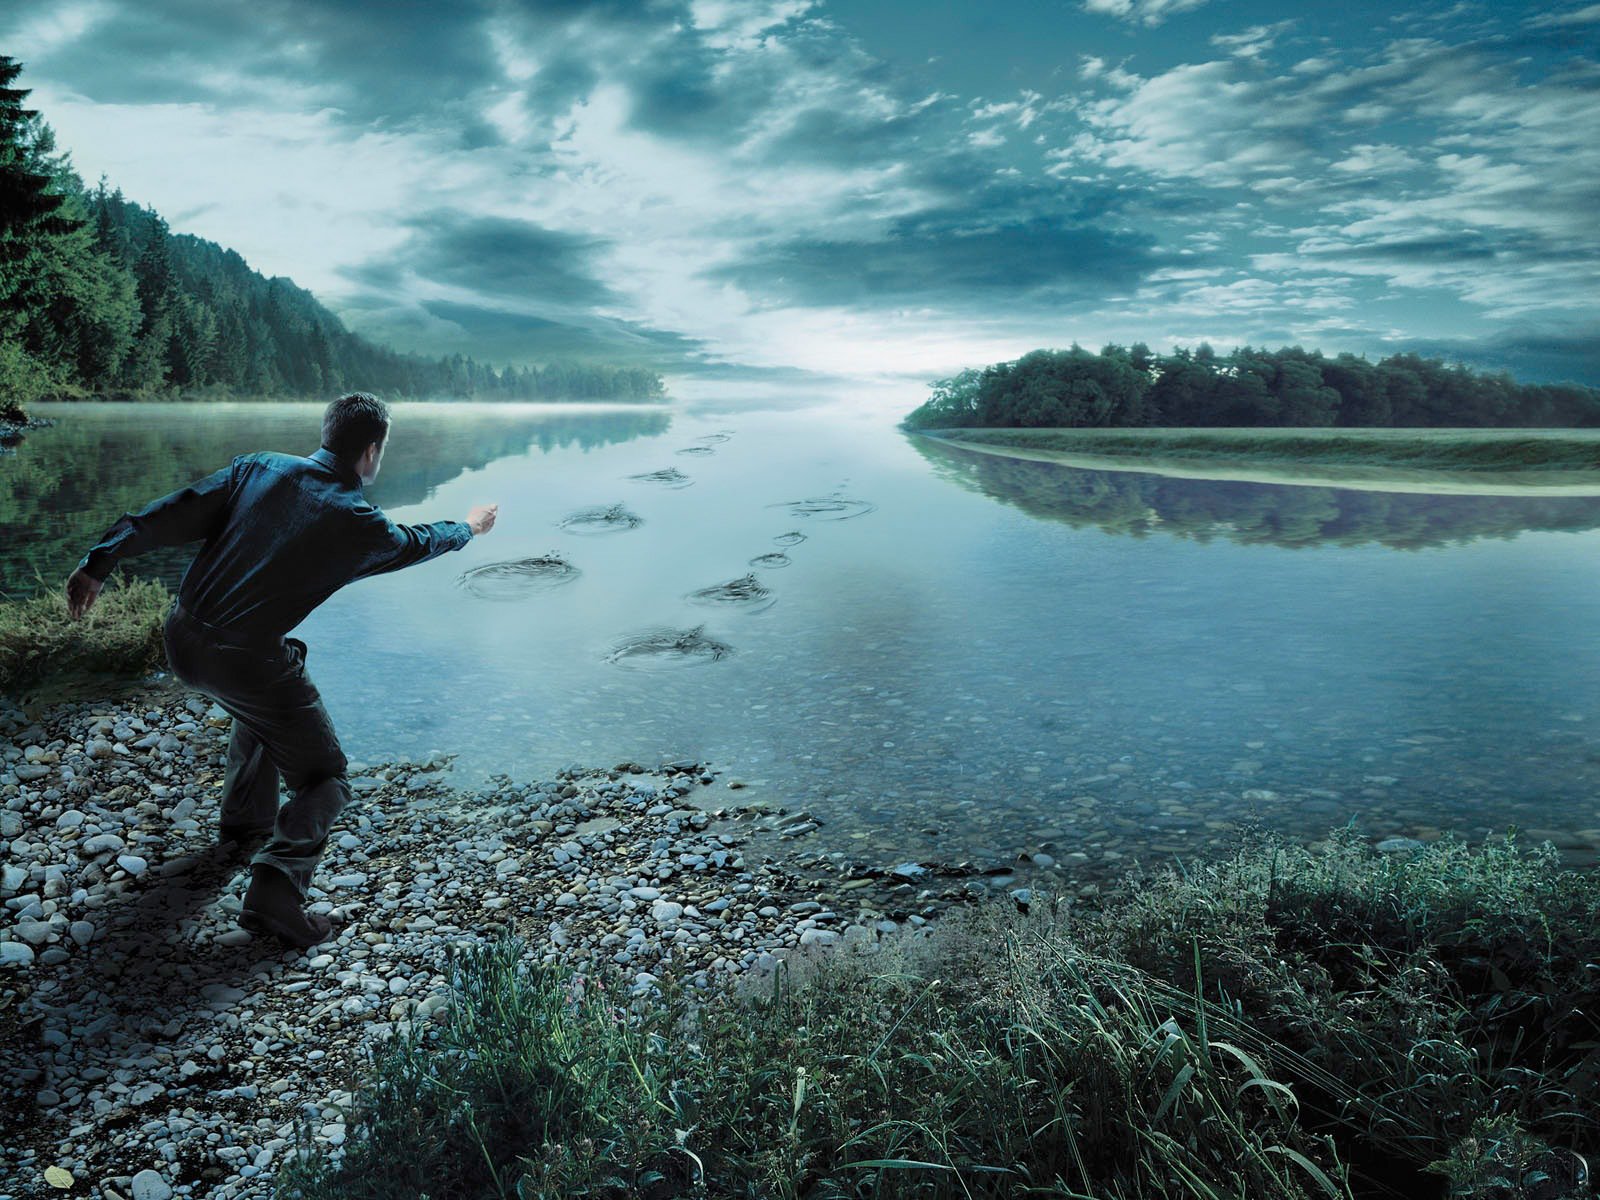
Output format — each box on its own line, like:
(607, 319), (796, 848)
(0, 572), (171, 693)
(276, 828), (1598, 1199)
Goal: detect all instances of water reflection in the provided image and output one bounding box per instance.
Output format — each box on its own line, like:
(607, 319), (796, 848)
(910, 434), (1600, 550)
(0, 402), (670, 592)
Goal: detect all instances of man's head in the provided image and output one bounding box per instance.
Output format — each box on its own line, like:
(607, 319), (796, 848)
(322, 392), (390, 485)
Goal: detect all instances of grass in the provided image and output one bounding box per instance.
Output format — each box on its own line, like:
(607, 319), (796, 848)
(919, 427), (1600, 475)
(0, 572), (171, 693)
(275, 827), (1599, 1200)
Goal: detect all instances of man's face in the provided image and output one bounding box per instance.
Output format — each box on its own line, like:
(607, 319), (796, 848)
(361, 431), (388, 485)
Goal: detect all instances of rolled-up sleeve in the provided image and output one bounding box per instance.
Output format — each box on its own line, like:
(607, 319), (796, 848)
(349, 506), (473, 579)
(78, 460), (237, 582)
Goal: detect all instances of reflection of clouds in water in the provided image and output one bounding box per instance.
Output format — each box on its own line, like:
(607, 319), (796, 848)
(911, 436), (1600, 550)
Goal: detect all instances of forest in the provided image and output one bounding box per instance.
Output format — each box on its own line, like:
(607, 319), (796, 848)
(0, 56), (663, 423)
(904, 343), (1600, 430)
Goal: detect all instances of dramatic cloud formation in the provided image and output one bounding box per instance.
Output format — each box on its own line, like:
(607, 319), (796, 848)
(4, 0), (1597, 385)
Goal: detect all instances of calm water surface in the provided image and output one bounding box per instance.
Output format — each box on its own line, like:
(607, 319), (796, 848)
(6, 397), (1600, 872)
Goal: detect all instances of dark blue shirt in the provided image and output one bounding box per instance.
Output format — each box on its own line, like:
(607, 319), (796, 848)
(79, 447), (473, 639)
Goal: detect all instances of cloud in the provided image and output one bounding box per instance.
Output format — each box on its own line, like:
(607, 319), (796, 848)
(1526, 4), (1600, 28)
(1381, 324), (1600, 386)
(708, 207), (1165, 308)
(1059, 32), (1600, 321)
(1081, 0), (1212, 27)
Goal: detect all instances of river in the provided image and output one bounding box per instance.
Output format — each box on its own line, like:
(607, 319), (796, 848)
(5, 394), (1600, 876)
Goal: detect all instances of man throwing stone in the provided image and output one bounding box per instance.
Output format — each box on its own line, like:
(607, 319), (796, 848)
(65, 393), (497, 949)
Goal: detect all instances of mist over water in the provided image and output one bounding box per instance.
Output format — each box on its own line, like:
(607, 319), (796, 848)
(8, 397), (1600, 870)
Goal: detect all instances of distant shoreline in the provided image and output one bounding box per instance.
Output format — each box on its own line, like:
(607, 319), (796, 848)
(916, 426), (1600, 494)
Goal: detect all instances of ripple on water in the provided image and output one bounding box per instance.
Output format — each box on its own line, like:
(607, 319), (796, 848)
(604, 624), (733, 670)
(748, 551), (791, 569)
(676, 445), (716, 457)
(695, 432), (733, 445)
(773, 530), (807, 546)
(558, 502), (643, 534)
(627, 467), (693, 488)
(765, 494), (877, 520)
(457, 555), (582, 600)
(685, 572), (776, 613)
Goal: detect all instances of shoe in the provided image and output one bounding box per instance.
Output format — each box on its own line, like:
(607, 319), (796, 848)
(239, 864), (332, 949)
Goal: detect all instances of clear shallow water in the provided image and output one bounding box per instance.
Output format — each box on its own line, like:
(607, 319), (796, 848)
(7, 399), (1600, 872)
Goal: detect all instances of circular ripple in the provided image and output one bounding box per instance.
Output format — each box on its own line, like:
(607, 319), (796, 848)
(558, 503), (643, 534)
(694, 432), (732, 445)
(773, 530), (807, 546)
(604, 624), (733, 670)
(627, 467), (693, 488)
(675, 445), (716, 457)
(457, 555), (581, 600)
(747, 552), (791, 569)
(764, 495), (877, 520)
(685, 572), (776, 613)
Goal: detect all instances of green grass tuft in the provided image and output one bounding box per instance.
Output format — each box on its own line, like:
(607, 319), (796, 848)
(0, 572), (172, 693)
(275, 829), (1600, 1200)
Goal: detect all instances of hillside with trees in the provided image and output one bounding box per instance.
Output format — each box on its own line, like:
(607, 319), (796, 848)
(904, 344), (1600, 431)
(0, 56), (664, 423)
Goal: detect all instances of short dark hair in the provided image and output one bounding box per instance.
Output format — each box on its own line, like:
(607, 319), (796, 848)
(322, 392), (390, 459)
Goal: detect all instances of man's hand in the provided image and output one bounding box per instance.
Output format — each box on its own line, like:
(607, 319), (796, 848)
(468, 503), (499, 536)
(66, 568), (103, 619)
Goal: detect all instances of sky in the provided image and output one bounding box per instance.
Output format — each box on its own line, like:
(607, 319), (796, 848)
(4, 0), (1598, 388)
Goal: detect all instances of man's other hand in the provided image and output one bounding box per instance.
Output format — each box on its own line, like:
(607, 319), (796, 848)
(66, 568), (103, 619)
(468, 503), (499, 536)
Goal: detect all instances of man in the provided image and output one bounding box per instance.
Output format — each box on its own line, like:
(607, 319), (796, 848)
(65, 392), (497, 949)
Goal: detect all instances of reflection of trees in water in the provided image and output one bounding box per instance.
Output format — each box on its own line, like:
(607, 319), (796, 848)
(910, 435), (1600, 550)
(0, 405), (670, 591)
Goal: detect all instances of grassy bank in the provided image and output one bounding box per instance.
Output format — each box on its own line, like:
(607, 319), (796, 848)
(919, 427), (1600, 476)
(0, 573), (170, 693)
(276, 829), (1598, 1200)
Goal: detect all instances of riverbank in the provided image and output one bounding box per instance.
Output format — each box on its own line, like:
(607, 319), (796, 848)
(3, 686), (1597, 1199)
(0, 684), (988, 1200)
(916, 427), (1600, 492)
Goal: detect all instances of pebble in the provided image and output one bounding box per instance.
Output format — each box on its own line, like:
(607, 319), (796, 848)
(130, 1168), (174, 1200)
(0, 688), (969, 1198)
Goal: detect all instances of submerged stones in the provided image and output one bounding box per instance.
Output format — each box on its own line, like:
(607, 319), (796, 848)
(685, 573), (776, 613)
(765, 494), (877, 520)
(605, 624), (733, 669)
(558, 502), (643, 534)
(628, 467), (693, 488)
(457, 554), (582, 600)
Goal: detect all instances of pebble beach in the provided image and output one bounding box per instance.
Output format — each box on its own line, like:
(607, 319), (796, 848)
(0, 684), (1021, 1200)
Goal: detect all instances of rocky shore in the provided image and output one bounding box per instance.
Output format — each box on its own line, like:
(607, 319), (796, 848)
(0, 412), (54, 448)
(0, 686), (1006, 1200)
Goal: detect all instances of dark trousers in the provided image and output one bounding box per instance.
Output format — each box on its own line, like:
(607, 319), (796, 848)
(163, 606), (350, 898)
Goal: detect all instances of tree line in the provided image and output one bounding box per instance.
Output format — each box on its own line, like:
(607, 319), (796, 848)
(0, 56), (663, 421)
(904, 343), (1600, 431)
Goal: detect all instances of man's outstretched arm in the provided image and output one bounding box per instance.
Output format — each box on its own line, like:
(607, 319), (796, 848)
(351, 502), (498, 579)
(67, 462), (236, 618)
